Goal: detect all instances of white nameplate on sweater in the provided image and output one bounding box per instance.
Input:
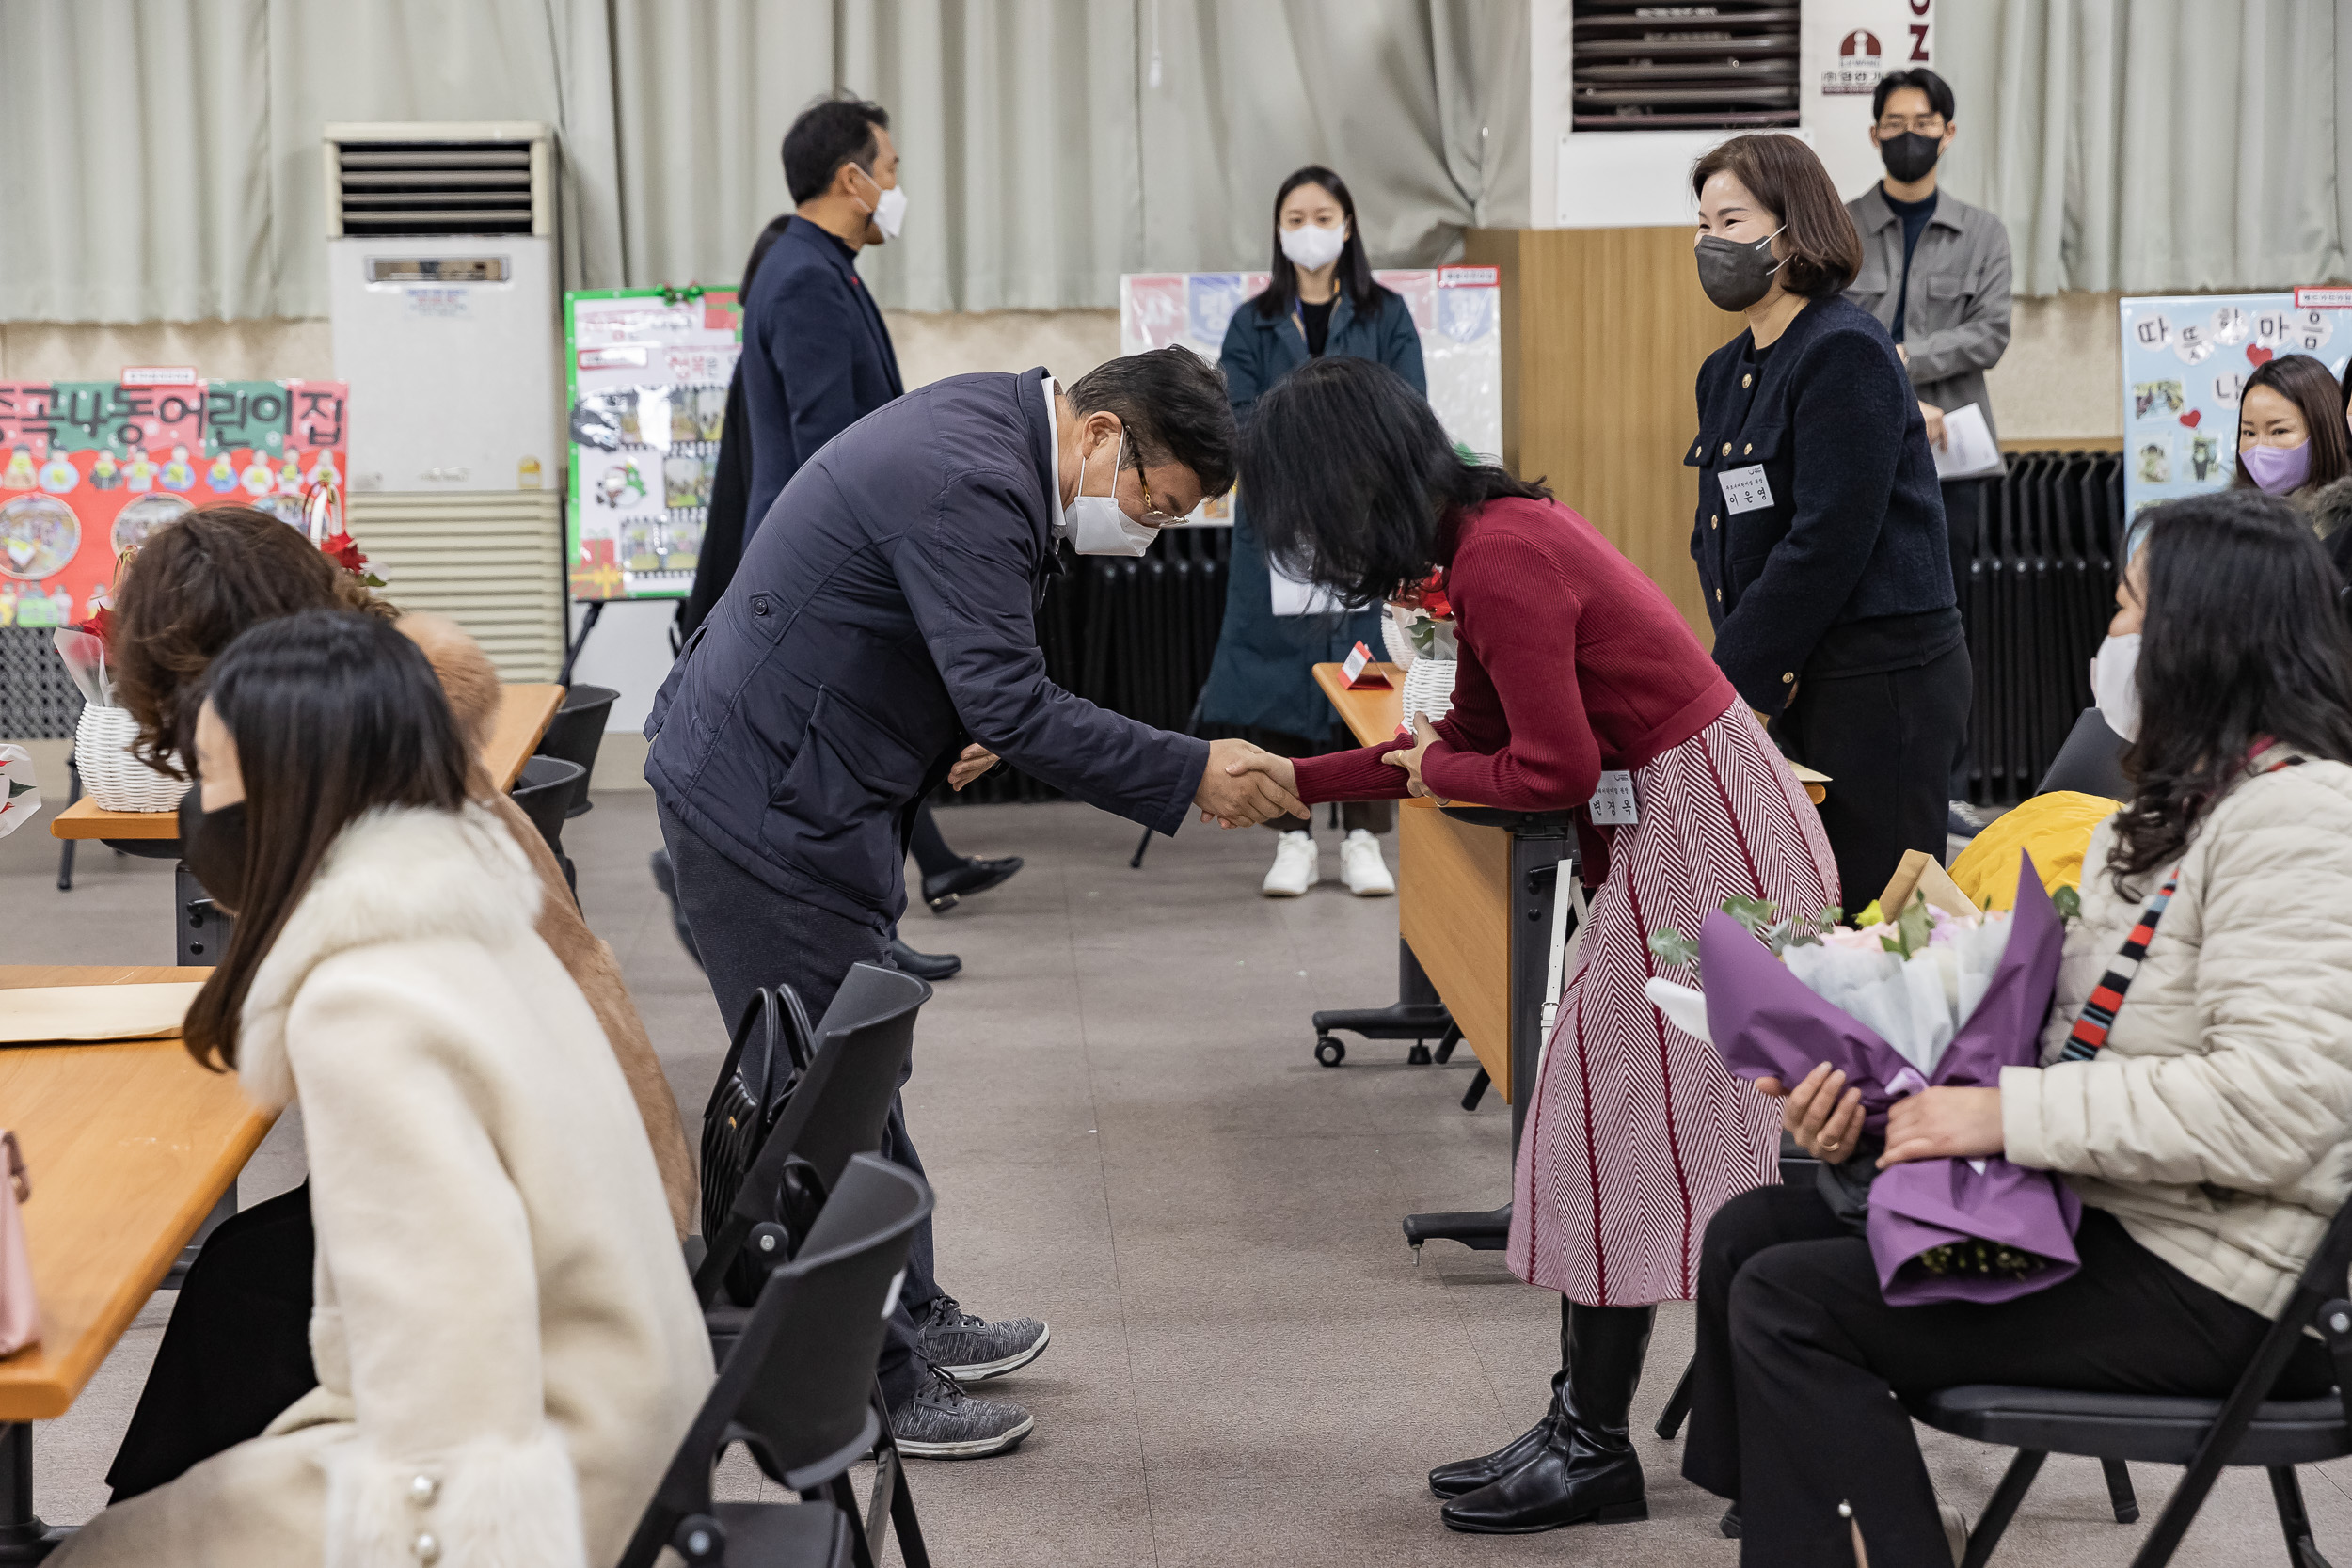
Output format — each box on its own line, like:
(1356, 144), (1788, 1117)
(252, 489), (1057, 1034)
(1591, 770), (1638, 825)
(1720, 464), (1773, 514)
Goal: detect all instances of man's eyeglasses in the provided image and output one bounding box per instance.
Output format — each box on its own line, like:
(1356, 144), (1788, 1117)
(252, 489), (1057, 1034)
(1877, 115), (1947, 136)
(1134, 465), (1186, 528)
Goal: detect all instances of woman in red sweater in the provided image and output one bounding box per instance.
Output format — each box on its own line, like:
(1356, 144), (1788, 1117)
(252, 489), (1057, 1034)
(1229, 357), (1838, 1535)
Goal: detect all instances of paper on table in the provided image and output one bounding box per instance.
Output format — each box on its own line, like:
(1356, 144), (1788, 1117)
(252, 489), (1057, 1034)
(1270, 558), (1343, 617)
(0, 983), (205, 1045)
(1932, 403), (2005, 480)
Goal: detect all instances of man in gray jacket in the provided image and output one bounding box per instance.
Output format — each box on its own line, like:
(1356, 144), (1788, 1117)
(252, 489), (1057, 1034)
(1846, 66), (2012, 814)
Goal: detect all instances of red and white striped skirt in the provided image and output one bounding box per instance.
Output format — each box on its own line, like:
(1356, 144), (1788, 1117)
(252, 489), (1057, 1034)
(1507, 701), (1840, 1306)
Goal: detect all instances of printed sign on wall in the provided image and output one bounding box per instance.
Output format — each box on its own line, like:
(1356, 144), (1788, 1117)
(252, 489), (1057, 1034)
(0, 379), (348, 627)
(2119, 293), (2351, 524)
(1116, 266), (1504, 522)
(1802, 0), (1932, 200)
(564, 287), (742, 602)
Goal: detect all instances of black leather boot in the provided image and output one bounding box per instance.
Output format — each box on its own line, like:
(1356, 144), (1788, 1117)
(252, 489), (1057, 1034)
(1440, 1301), (1654, 1534)
(1428, 1373), (1566, 1499)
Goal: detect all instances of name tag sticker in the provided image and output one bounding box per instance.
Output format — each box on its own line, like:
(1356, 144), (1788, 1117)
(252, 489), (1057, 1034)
(1720, 464), (1773, 515)
(1590, 769), (1638, 825)
(1339, 641), (1391, 689)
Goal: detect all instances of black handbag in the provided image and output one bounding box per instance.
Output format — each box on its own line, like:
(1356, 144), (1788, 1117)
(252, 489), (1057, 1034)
(697, 984), (815, 1243)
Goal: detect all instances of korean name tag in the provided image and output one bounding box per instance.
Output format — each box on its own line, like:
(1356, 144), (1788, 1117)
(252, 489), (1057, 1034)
(1720, 464), (1773, 515)
(1590, 770), (1637, 825)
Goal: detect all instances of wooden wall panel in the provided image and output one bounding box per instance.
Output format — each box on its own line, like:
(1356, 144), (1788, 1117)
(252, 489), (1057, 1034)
(1464, 228), (1745, 644)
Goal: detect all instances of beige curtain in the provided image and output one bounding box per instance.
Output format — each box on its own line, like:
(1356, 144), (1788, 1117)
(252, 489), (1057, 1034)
(1938, 0), (2352, 295)
(0, 0), (1519, 323)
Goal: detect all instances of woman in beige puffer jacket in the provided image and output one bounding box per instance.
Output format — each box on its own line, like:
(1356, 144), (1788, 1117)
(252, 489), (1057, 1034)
(1680, 487), (2352, 1564)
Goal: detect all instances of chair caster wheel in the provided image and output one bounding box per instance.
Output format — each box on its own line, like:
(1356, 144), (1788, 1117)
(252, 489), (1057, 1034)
(1314, 1036), (1345, 1067)
(1406, 1042), (1433, 1066)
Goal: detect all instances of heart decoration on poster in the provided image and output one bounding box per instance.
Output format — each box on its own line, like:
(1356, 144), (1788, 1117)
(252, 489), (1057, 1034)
(2249, 345), (2276, 366)
(2180, 409), (2201, 428)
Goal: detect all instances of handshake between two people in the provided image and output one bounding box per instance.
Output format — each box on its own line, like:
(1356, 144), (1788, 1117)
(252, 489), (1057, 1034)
(943, 736), (1310, 828)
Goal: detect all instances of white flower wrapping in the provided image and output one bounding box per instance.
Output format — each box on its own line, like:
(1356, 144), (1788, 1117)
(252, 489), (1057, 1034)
(1646, 902), (2019, 1079)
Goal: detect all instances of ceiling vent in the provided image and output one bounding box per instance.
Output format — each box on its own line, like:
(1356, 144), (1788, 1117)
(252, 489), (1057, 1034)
(1571, 2), (1802, 132)
(324, 121), (553, 239)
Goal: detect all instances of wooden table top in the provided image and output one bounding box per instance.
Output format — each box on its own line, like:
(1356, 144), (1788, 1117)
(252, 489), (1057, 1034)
(0, 966), (276, 1419)
(50, 681), (566, 840)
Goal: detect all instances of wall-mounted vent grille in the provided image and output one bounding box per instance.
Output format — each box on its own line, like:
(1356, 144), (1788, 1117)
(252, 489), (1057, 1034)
(347, 492), (565, 681)
(1572, 3), (1802, 132)
(325, 123), (553, 240)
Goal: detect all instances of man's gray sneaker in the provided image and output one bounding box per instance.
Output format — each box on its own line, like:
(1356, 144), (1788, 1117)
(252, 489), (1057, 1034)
(890, 1369), (1034, 1460)
(914, 1295), (1050, 1382)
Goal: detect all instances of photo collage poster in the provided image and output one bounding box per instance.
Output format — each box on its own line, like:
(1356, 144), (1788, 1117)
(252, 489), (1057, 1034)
(1117, 265), (1505, 525)
(564, 288), (742, 601)
(2119, 291), (2351, 524)
(0, 378), (349, 627)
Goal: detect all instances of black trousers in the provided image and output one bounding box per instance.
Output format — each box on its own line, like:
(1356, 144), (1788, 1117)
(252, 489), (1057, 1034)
(106, 1183), (318, 1501)
(1681, 1183), (2331, 1566)
(1775, 641), (1971, 906)
(659, 803), (943, 1408)
(908, 802), (961, 879)
(1942, 477), (1989, 796)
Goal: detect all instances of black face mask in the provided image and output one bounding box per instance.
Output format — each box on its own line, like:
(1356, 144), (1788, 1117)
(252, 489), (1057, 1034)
(1694, 228), (1786, 313)
(178, 788), (247, 914)
(1879, 131), (1942, 183)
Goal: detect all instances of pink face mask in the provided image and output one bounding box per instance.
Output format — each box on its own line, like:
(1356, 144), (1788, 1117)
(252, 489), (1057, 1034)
(2241, 438), (2312, 495)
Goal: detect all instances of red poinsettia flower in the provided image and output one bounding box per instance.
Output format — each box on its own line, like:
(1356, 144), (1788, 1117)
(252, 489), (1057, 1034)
(1401, 569), (1452, 620)
(74, 608), (113, 647)
(319, 531), (369, 574)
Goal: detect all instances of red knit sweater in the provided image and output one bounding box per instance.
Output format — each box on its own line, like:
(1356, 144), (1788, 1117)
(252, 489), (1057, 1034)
(1292, 497), (1736, 811)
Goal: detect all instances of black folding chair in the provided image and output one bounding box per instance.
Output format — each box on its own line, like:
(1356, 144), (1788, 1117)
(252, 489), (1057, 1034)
(696, 962), (930, 1315)
(616, 1155), (932, 1568)
(509, 754), (586, 895)
(1909, 1191), (2352, 1567)
(532, 682), (618, 817)
(2035, 708), (2133, 800)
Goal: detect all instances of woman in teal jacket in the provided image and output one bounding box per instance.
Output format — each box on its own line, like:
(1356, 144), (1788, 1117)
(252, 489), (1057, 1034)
(1200, 165), (1427, 898)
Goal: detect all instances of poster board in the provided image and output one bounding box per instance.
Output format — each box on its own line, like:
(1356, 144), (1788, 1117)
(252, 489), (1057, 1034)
(0, 377), (349, 628)
(563, 287), (743, 602)
(1116, 266), (1505, 524)
(2119, 291), (2352, 525)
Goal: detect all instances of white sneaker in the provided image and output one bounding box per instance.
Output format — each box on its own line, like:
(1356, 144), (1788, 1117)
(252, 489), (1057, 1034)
(1262, 830), (1319, 896)
(1339, 829), (1395, 896)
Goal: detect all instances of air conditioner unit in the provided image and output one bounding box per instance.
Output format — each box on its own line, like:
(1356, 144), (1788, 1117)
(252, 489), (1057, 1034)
(325, 121), (565, 679)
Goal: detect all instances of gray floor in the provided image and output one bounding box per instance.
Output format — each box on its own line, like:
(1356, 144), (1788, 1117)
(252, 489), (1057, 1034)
(6, 794), (2351, 1565)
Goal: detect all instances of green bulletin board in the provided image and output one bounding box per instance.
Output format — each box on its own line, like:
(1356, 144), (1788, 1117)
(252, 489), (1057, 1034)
(563, 285), (741, 601)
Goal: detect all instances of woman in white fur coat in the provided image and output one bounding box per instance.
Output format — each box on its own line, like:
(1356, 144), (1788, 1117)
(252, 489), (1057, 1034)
(53, 610), (712, 1568)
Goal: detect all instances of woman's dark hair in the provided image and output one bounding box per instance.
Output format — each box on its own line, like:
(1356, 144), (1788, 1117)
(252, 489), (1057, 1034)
(182, 610), (471, 1071)
(782, 96), (889, 206)
(2108, 488), (2352, 885)
(1069, 347), (1239, 499)
(1689, 134), (1863, 299)
(1254, 166), (1389, 321)
(2232, 353), (2351, 494)
(111, 505), (393, 777)
(1241, 356), (1549, 608)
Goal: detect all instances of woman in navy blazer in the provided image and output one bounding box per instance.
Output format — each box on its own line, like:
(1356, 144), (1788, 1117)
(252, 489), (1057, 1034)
(1198, 165), (1425, 898)
(1686, 134), (1966, 903)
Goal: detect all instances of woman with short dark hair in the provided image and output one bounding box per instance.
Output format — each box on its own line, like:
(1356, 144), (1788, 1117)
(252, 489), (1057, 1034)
(1197, 164), (1426, 899)
(1689, 133), (1967, 903)
(1228, 356), (1837, 1536)
(1683, 487), (2352, 1563)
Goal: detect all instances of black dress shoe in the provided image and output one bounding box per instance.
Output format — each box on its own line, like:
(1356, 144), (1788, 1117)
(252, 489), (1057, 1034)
(1429, 1386), (1565, 1498)
(1441, 1302), (1654, 1535)
(1720, 1506), (1741, 1538)
(923, 854), (1025, 914)
(888, 937), (962, 981)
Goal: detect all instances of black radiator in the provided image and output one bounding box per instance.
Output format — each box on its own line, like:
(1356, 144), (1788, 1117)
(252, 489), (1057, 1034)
(1956, 451), (2125, 808)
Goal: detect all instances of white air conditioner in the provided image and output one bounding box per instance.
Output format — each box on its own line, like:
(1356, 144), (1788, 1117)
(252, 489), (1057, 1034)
(325, 121), (565, 680)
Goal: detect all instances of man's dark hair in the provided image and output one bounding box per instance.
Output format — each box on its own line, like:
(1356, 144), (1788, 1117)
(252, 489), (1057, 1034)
(1690, 134), (1865, 299)
(783, 97), (889, 206)
(1067, 348), (1238, 499)
(1872, 68), (1956, 122)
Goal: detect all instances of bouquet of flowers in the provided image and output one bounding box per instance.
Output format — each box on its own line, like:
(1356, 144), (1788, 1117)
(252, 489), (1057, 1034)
(1644, 853), (2079, 1305)
(301, 469), (386, 588)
